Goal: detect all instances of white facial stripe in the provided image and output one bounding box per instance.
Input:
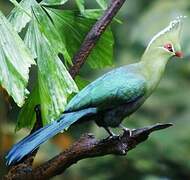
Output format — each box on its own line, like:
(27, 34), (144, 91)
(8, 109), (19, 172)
(158, 46), (175, 54)
(171, 44), (175, 52)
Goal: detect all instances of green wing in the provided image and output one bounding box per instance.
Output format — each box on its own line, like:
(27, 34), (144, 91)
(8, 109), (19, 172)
(66, 66), (147, 112)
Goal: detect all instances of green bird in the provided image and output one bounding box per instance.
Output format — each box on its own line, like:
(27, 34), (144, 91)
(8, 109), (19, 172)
(6, 17), (184, 165)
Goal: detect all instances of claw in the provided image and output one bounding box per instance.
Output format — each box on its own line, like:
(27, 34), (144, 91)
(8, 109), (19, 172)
(119, 124), (132, 137)
(104, 127), (115, 136)
(102, 127), (120, 142)
(102, 134), (120, 142)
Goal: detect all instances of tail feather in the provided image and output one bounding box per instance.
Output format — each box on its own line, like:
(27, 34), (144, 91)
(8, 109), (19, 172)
(6, 108), (97, 166)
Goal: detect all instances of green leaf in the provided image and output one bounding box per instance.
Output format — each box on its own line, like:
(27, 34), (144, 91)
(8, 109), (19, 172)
(75, 1), (105, 20)
(16, 84), (40, 130)
(46, 8), (114, 69)
(0, 11), (35, 107)
(32, 4), (72, 64)
(41, 0), (68, 5)
(36, 32), (79, 124)
(75, 75), (90, 90)
(8, 0), (36, 33)
(67, 75), (90, 102)
(88, 27), (114, 68)
(96, 0), (108, 10)
(75, 0), (108, 12)
(17, 19), (78, 129)
(82, 9), (104, 19)
(75, 0), (85, 13)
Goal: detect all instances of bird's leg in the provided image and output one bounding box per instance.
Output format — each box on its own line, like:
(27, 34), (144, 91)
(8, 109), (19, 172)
(104, 127), (115, 136)
(119, 124), (132, 137)
(103, 127), (120, 141)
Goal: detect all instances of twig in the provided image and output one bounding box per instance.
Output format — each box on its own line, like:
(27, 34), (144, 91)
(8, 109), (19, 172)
(25, 105), (43, 165)
(4, 123), (172, 180)
(69, 0), (126, 77)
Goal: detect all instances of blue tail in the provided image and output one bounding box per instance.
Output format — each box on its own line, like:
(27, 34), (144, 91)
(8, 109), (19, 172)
(6, 108), (97, 166)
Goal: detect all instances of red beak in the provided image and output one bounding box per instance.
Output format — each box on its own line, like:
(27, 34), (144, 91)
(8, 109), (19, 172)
(175, 51), (184, 58)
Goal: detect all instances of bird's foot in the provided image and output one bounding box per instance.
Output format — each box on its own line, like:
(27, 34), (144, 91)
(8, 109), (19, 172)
(119, 124), (132, 137)
(102, 134), (120, 142)
(102, 127), (120, 142)
(104, 127), (116, 136)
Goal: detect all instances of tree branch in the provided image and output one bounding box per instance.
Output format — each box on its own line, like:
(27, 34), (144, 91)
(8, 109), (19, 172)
(4, 123), (172, 180)
(24, 105), (43, 166)
(69, 0), (126, 77)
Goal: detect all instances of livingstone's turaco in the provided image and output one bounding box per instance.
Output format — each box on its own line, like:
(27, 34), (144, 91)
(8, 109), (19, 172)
(6, 17), (185, 166)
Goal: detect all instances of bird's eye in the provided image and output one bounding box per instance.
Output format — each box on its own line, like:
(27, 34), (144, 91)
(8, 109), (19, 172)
(164, 43), (173, 52)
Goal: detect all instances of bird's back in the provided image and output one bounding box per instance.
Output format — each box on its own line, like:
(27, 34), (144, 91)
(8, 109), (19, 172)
(65, 63), (147, 112)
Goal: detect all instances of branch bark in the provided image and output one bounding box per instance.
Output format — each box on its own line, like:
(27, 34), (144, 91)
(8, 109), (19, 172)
(4, 123), (172, 180)
(69, 0), (126, 77)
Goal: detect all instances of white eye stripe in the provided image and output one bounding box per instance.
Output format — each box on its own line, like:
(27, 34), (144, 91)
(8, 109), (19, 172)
(172, 44), (175, 52)
(170, 44), (175, 52)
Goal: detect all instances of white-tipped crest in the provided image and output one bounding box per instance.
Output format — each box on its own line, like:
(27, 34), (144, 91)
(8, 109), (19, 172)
(146, 16), (186, 50)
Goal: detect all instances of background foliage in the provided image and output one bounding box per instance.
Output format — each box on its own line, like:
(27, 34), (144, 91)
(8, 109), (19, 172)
(1, 0), (190, 179)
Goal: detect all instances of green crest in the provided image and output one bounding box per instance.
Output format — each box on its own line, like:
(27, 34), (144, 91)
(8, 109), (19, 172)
(146, 16), (186, 52)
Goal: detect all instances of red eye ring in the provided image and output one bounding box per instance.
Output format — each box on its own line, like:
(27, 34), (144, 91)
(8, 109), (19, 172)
(164, 43), (173, 52)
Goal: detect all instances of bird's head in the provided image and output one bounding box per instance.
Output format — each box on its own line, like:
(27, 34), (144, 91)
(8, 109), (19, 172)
(144, 16), (185, 60)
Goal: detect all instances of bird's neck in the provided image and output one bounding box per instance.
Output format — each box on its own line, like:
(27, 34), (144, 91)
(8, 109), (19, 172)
(140, 48), (171, 95)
